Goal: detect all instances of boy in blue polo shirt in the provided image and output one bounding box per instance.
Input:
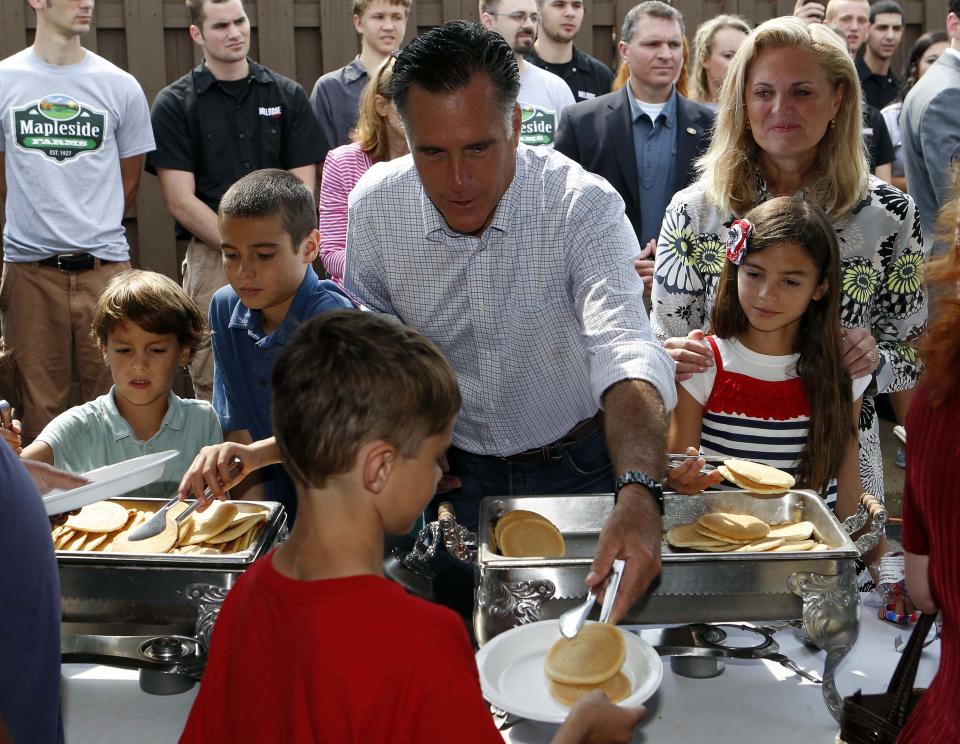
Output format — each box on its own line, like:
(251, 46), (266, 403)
(182, 169), (353, 521)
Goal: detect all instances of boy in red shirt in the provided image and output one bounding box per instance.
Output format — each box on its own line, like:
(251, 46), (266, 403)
(181, 310), (646, 743)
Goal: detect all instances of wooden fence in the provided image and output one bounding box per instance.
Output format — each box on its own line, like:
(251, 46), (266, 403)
(0, 0), (950, 278)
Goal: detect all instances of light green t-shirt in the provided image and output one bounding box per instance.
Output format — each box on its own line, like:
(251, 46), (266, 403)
(36, 388), (223, 499)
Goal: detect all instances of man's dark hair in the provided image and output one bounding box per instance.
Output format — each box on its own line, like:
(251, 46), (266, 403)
(390, 21), (520, 128)
(950, 0), (960, 17)
(185, 0), (234, 28)
(869, 0), (904, 23)
(622, 1), (685, 43)
(218, 169), (317, 249)
(271, 310), (462, 490)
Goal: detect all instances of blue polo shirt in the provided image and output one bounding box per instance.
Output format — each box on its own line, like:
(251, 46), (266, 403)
(210, 266), (353, 519)
(628, 87), (678, 245)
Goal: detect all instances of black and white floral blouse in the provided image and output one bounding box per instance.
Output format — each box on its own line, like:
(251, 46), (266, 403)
(651, 175), (927, 500)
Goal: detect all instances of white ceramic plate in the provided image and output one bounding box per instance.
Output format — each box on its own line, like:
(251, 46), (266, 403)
(476, 619), (663, 724)
(42, 450), (179, 516)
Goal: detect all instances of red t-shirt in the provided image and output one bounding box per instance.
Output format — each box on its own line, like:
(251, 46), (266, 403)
(180, 551), (503, 743)
(897, 383), (960, 744)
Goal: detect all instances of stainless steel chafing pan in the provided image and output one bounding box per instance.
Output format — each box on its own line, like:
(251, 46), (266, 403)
(409, 489), (884, 720)
(57, 498), (287, 694)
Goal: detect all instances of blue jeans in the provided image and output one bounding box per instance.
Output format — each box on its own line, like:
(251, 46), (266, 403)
(432, 426), (614, 533)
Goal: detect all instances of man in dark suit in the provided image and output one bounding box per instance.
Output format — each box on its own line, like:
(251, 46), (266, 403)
(555, 1), (713, 291)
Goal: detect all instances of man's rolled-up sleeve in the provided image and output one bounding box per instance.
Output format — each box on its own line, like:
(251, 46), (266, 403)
(565, 187), (677, 412)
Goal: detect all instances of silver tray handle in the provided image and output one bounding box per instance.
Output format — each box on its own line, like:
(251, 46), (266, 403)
(437, 501), (479, 564)
(841, 492), (887, 557)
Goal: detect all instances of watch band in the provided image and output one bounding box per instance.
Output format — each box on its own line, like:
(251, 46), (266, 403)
(614, 470), (664, 514)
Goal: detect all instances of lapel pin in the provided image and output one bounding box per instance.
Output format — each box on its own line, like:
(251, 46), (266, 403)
(686, 127), (697, 135)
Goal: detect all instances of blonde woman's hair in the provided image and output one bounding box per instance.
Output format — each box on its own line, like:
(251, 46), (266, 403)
(689, 15), (751, 104)
(697, 16), (869, 221)
(350, 56), (397, 162)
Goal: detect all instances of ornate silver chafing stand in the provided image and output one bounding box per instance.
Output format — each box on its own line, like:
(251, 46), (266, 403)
(400, 490), (885, 722)
(57, 498), (287, 695)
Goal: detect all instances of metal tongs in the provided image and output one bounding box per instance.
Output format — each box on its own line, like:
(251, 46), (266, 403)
(558, 558), (625, 638)
(127, 458), (242, 541)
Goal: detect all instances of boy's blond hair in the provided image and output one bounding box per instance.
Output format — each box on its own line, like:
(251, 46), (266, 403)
(271, 310), (461, 490)
(92, 270), (208, 360)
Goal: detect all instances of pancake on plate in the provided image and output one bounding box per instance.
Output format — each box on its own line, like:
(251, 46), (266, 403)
(544, 623), (626, 686)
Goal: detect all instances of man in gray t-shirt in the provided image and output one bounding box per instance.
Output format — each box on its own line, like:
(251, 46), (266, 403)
(0, 1), (154, 440)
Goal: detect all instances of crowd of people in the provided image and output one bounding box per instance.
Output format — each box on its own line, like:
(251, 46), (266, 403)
(1, 0), (958, 742)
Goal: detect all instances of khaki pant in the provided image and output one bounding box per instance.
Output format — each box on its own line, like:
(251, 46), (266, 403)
(181, 238), (227, 402)
(0, 259), (130, 439)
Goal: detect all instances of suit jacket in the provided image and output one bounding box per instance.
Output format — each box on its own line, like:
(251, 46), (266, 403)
(555, 86), (714, 242)
(900, 50), (960, 259)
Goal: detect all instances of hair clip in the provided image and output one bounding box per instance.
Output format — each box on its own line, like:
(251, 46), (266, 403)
(724, 218), (752, 265)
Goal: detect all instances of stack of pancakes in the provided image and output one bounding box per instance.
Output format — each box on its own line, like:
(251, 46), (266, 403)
(493, 509), (566, 558)
(544, 623), (632, 706)
(718, 459), (796, 493)
(51, 499), (268, 555)
(665, 513), (828, 553)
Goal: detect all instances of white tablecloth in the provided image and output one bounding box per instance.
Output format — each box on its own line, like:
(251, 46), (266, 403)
(62, 600), (940, 744)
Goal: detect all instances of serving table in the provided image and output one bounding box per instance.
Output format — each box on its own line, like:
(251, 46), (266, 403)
(62, 596), (940, 744)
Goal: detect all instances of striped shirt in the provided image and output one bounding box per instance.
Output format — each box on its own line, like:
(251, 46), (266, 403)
(319, 142), (376, 286)
(682, 337), (870, 506)
(344, 145), (676, 456)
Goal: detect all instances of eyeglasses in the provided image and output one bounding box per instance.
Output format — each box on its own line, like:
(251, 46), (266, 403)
(487, 11), (540, 24)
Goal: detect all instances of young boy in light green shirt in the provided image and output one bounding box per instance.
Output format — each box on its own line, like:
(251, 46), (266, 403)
(12, 270), (222, 497)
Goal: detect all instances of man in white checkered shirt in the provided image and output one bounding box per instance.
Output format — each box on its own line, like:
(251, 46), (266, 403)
(345, 21), (676, 620)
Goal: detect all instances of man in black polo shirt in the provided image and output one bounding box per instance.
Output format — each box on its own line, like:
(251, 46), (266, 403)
(146, 0), (327, 400)
(525, 0), (613, 101)
(857, 0), (905, 111)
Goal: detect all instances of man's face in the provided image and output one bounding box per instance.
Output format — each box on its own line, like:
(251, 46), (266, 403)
(866, 12), (904, 61)
(538, 0), (584, 45)
(482, 0), (539, 56)
(354, 1), (408, 57)
(192, 0), (250, 63)
(403, 75), (520, 236)
(618, 16), (684, 97)
(825, 0), (870, 55)
(36, 0), (94, 37)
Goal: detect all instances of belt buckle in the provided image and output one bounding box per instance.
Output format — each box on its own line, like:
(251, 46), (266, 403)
(57, 253), (93, 271)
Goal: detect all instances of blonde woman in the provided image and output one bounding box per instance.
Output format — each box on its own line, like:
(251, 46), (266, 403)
(689, 15), (751, 107)
(651, 16), (926, 500)
(318, 56), (408, 287)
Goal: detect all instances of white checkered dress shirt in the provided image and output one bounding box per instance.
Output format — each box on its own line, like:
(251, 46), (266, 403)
(345, 145), (676, 457)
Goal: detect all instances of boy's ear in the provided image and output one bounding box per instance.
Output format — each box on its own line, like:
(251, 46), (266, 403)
(176, 346), (192, 368)
(362, 441), (398, 494)
(300, 229), (320, 264)
(101, 345), (110, 367)
(813, 279), (829, 301)
(352, 14), (364, 34)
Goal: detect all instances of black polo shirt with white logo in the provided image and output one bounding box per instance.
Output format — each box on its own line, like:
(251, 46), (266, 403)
(146, 59), (328, 239)
(525, 46), (614, 102)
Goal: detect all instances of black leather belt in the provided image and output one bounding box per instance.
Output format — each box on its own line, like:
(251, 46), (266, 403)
(503, 412), (604, 464)
(38, 253), (117, 272)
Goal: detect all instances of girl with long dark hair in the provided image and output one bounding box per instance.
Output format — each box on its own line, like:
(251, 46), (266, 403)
(667, 195), (868, 520)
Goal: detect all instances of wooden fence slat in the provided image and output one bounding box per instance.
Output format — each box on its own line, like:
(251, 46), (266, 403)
(124, 0), (177, 277)
(320, 1), (355, 73)
(0, 1), (26, 60)
(257, 0), (296, 78)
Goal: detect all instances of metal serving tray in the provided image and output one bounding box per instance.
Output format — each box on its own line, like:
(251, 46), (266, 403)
(476, 490), (860, 634)
(57, 498), (287, 694)
(469, 490), (883, 720)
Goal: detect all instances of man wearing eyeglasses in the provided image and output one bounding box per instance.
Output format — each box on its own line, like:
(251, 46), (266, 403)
(480, 0), (574, 147)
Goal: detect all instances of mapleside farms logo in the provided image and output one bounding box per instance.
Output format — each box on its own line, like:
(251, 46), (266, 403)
(14, 94), (106, 163)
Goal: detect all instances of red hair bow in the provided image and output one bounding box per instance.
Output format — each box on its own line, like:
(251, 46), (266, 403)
(725, 219), (752, 265)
